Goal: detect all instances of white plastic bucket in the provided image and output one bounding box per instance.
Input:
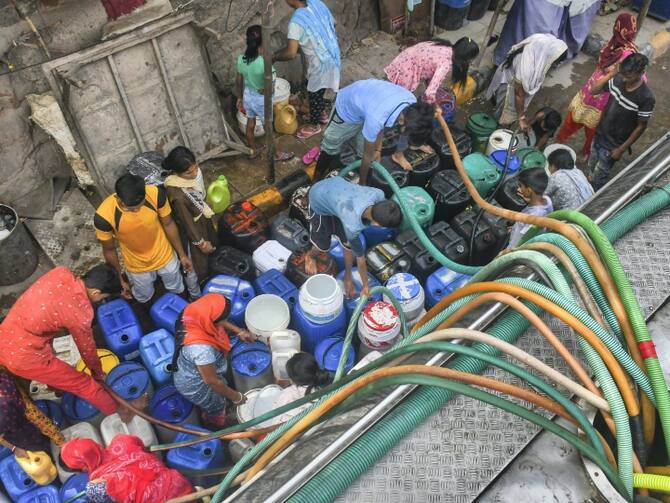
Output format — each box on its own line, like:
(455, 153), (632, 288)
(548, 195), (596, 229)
(252, 240), (292, 276)
(357, 301), (401, 350)
(244, 294), (291, 343)
(299, 274), (344, 324)
(52, 423), (102, 483)
(236, 384), (283, 429)
(237, 110), (265, 137)
(486, 129), (519, 156)
(100, 413), (158, 448)
(269, 330), (301, 381)
(383, 273), (425, 321)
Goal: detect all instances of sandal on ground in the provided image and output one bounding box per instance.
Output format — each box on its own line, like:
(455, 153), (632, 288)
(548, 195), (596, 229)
(296, 125), (322, 139)
(275, 151), (295, 162)
(302, 146), (321, 165)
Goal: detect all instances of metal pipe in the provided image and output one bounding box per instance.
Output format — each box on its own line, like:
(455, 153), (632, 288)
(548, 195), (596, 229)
(429, 0), (436, 36)
(474, 0), (507, 68)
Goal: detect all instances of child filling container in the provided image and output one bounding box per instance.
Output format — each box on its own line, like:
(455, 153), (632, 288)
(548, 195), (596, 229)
(508, 168), (553, 247)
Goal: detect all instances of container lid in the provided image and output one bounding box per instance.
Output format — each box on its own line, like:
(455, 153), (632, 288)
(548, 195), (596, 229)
(105, 362), (151, 400)
(237, 389), (260, 424)
(315, 338), (355, 373)
(149, 384), (193, 423)
(467, 112), (497, 134)
(62, 392), (99, 421)
(518, 148), (547, 170)
(490, 150), (521, 174)
(231, 342), (272, 377)
(362, 302), (399, 331)
(253, 384), (283, 418)
(386, 273), (421, 301)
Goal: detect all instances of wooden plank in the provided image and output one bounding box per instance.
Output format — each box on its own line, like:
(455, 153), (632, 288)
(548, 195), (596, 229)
(151, 37), (191, 149)
(107, 54), (147, 151)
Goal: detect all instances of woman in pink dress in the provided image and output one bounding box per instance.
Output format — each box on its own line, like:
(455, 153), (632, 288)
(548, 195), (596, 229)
(556, 13), (639, 161)
(384, 37), (478, 169)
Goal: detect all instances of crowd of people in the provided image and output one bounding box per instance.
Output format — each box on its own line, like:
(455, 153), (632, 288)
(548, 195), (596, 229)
(0, 2), (658, 501)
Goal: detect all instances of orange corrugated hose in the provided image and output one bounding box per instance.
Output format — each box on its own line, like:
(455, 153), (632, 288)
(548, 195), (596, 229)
(414, 282), (639, 416)
(431, 291), (598, 396)
(244, 364), (585, 481)
(436, 116), (646, 383)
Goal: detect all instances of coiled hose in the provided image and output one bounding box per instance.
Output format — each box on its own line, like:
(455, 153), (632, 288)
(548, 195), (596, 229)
(633, 473), (670, 493)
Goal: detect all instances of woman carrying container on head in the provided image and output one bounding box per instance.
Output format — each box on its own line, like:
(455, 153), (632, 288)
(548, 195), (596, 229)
(61, 434), (192, 503)
(270, 352), (333, 425)
(556, 13), (640, 162)
(274, 0), (341, 139)
(236, 25), (277, 158)
(383, 37), (479, 170)
(172, 294), (256, 428)
(162, 146), (217, 288)
(0, 371), (65, 458)
(486, 33), (568, 131)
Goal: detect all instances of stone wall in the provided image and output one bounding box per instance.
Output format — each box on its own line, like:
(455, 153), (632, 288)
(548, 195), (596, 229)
(0, 0), (379, 216)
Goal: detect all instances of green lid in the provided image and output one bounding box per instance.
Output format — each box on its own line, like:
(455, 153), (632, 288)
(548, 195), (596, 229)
(466, 113), (498, 136)
(517, 148), (546, 170)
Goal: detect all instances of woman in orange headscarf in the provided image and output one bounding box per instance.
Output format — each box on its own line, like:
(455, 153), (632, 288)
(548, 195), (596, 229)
(556, 13), (639, 161)
(172, 294), (255, 427)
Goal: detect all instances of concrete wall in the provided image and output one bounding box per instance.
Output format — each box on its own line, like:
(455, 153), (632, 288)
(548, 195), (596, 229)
(0, 0), (379, 216)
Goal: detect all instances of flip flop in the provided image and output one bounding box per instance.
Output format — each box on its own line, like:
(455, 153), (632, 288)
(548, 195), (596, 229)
(302, 146), (320, 165)
(296, 125), (322, 140)
(275, 151), (295, 162)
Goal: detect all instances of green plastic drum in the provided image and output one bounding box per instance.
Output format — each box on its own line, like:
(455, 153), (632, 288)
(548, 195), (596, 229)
(392, 186), (435, 233)
(517, 147), (546, 171)
(466, 112), (498, 153)
(463, 152), (502, 198)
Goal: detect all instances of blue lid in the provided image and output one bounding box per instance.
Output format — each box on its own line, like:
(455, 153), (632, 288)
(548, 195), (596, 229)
(106, 362), (151, 400)
(230, 342), (271, 377)
(61, 392), (99, 421)
(490, 150), (521, 175)
(386, 273), (421, 301)
(60, 473), (89, 503)
(315, 338), (355, 373)
(34, 400), (64, 429)
(149, 384), (193, 423)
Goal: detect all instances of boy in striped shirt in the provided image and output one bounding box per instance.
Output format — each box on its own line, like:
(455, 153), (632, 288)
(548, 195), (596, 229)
(588, 53), (655, 190)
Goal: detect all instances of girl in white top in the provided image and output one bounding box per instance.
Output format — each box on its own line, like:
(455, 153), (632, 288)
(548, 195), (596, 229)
(271, 352), (333, 425)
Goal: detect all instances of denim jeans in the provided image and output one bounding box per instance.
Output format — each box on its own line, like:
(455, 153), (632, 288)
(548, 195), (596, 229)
(588, 143), (617, 191)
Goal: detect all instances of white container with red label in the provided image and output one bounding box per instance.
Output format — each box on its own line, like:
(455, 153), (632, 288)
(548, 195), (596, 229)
(357, 301), (402, 350)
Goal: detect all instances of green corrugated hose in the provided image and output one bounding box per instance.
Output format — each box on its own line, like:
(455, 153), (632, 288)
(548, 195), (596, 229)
(339, 160), (481, 275)
(335, 374), (626, 497)
(633, 473), (670, 492)
(546, 209), (670, 459)
(526, 233), (623, 342)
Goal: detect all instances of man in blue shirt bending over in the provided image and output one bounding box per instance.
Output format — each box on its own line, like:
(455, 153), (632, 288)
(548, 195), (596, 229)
(313, 79), (435, 185)
(307, 177), (402, 297)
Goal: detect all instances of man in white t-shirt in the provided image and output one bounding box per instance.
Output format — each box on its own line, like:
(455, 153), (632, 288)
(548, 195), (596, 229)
(274, 0), (341, 139)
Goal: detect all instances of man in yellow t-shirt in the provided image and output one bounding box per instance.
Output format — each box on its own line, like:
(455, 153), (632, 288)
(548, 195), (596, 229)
(94, 174), (195, 303)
